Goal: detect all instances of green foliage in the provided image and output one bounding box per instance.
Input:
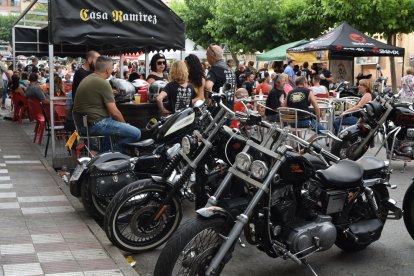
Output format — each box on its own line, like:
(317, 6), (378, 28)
(0, 15), (17, 42)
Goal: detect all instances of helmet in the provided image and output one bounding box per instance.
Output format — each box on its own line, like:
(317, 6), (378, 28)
(131, 79), (149, 89)
(148, 80), (168, 102)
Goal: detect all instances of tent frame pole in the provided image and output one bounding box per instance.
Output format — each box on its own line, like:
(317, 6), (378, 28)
(145, 50), (149, 78)
(12, 26), (16, 71)
(49, 44), (55, 163)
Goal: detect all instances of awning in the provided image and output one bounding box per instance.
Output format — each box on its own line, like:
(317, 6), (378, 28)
(256, 40), (308, 62)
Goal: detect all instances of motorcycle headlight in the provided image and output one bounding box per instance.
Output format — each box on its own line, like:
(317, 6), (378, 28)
(181, 136), (196, 155)
(250, 160), (268, 180)
(235, 152), (252, 172)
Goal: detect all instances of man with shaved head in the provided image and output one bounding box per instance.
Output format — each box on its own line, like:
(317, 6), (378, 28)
(205, 44), (236, 108)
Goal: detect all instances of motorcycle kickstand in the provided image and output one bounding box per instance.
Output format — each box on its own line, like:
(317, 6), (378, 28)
(401, 162), (407, 173)
(301, 259), (318, 276)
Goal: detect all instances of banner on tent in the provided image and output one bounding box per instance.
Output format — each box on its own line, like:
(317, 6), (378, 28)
(286, 50), (329, 64)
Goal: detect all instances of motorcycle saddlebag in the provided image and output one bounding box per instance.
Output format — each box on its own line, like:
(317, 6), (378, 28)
(90, 160), (137, 198)
(348, 218), (384, 244)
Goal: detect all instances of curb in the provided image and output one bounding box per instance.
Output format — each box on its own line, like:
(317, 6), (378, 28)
(15, 124), (139, 276)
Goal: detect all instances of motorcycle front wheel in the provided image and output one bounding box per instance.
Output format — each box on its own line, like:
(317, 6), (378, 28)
(104, 179), (183, 253)
(403, 183), (414, 240)
(154, 217), (228, 276)
(331, 135), (368, 160)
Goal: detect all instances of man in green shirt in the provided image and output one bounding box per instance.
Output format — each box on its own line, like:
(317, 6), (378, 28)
(73, 56), (141, 152)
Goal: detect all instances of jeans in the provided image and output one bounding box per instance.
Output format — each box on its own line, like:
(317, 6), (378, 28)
(2, 80), (7, 105)
(295, 119), (326, 135)
(333, 115), (358, 134)
(89, 118), (141, 153)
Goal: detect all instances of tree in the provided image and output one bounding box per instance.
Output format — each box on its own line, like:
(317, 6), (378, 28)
(0, 15), (17, 42)
(320, 0), (414, 91)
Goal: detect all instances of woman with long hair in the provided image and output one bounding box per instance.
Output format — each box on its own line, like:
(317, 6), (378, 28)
(156, 60), (196, 115)
(146, 53), (168, 84)
(333, 78), (373, 134)
(184, 54), (205, 103)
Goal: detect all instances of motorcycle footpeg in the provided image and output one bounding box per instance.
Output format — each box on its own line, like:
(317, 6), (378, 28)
(385, 199), (403, 220)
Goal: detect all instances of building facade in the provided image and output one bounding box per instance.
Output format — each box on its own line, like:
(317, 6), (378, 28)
(0, 0), (21, 16)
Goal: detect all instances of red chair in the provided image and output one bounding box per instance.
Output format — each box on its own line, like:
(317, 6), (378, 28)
(11, 92), (29, 123)
(28, 98), (46, 145)
(316, 93), (329, 98)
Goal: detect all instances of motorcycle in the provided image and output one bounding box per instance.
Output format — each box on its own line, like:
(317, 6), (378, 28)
(103, 88), (254, 253)
(331, 94), (414, 162)
(333, 73), (372, 98)
(69, 101), (210, 223)
(154, 114), (402, 276)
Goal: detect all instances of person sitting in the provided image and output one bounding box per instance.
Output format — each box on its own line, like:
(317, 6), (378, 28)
(241, 72), (255, 96)
(255, 72), (272, 95)
(156, 60), (197, 116)
(312, 75), (329, 98)
(265, 74), (285, 122)
(333, 79), (373, 134)
(282, 76), (325, 136)
(73, 56), (141, 153)
(25, 73), (49, 104)
(280, 73), (293, 95)
(398, 67), (414, 103)
(146, 53), (168, 84)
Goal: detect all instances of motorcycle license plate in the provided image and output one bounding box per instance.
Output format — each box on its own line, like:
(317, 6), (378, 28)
(70, 165), (85, 182)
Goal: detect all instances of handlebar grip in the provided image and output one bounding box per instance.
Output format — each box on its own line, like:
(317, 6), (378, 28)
(320, 148), (340, 163)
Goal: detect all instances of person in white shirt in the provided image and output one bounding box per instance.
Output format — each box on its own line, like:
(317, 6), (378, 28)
(311, 75), (329, 97)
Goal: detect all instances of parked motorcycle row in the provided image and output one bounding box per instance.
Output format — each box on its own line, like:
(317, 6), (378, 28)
(69, 82), (414, 276)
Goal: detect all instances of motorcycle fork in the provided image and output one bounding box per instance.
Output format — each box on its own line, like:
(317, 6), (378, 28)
(153, 112), (229, 222)
(206, 148), (288, 276)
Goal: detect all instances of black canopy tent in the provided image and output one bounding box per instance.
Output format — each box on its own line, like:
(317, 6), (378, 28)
(287, 22), (404, 58)
(12, 0), (185, 163)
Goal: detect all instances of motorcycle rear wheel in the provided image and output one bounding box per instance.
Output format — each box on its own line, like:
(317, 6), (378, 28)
(81, 177), (109, 224)
(104, 179), (183, 253)
(154, 217), (228, 276)
(335, 185), (389, 252)
(403, 183), (414, 240)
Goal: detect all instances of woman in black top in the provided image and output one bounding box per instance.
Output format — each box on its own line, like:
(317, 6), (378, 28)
(146, 53), (168, 84)
(184, 54), (205, 103)
(265, 74), (285, 122)
(156, 60), (197, 115)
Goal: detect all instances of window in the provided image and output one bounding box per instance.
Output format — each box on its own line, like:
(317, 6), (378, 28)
(11, 0), (21, 6)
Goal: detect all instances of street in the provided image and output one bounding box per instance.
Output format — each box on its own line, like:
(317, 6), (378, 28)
(132, 148), (414, 276)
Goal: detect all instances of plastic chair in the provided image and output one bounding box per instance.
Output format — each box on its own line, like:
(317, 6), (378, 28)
(41, 103), (69, 157)
(28, 98), (46, 145)
(12, 92), (29, 123)
(72, 112), (113, 156)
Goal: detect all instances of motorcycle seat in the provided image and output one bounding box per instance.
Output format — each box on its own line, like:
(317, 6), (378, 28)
(93, 159), (130, 173)
(356, 156), (386, 178)
(316, 160), (363, 188)
(124, 139), (155, 148)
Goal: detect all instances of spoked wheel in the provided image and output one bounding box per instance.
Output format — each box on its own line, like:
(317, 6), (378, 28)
(104, 179), (182, 253)
(154, 217), (229, 276)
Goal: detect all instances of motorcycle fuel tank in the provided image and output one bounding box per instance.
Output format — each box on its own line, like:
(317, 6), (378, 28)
(156, 107), (195, 143)
(391, 105), (414, 128)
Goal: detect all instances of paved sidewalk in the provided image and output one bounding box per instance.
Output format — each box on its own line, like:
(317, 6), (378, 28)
(0, 113), (137, 276)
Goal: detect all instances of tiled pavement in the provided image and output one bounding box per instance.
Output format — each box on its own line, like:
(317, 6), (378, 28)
(0, 108), (137, 275)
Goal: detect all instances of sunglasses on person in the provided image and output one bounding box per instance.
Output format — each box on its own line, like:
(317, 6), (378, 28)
(157, 60), (166, 65)
(208, 43), (218, 57)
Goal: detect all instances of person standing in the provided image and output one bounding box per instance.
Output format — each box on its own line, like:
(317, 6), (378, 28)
(184, 54), (205, 103)
(156, 60), (197, 115)
(205, 44), (236, 108)
(0, 54), (8, 109)
(73, 56), (141, 153)
(24, 57), (39, 75)
(146, 53), (168, 84)
(300, 61), (313, 84)
(318, 62), (333, 91)
(235, 63), (246, 89)
(398, 67), (414, 103)
(283, 59), (296, 87)
(71, 51), (100, 102)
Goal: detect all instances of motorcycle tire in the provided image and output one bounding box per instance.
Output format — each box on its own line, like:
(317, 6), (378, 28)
(331, 135), (367, 160)
(104, 179), (183, 253)
(154, 217), (228, 276)
(81, 177), (108, 224)
(403, 183), (414, 240)
(335, 185), (389, 252)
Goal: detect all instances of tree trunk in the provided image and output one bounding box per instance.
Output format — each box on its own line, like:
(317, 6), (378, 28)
(228, 45), (239, 68)
(387, 35), (397, 93)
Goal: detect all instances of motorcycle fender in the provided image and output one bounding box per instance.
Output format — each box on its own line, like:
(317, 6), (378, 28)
(196, 206), (231, 220)
(89, 152), (130, 167)
(150, 175), (181, 195)
(70, 172), (87, 198)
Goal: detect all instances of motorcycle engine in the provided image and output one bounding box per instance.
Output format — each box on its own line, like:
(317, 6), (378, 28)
(284, 215), (337, 256)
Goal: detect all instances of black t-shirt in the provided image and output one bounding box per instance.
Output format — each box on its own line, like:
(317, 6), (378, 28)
(300, 69), (312, 82)
(206, 60), (236, 105)
(72, 67), (92, 102)
(286, 87), (311, 119)
(241, 81), (254, 96)
(147, 74), (167, 82)
(235, 69), (246, 88)
(162, 82), (197, 113)
(318, 69), (332, 90)
(24, 64), (39, 74)
(265, 88), (285, 116)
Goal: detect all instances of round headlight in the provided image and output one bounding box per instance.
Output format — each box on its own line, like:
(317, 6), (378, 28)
(235, 152), (252, 172)
(250, 160), (268, 180)
(181, 136), (192, 155)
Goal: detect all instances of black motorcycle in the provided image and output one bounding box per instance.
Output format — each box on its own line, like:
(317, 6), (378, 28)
(331, 95), (414, 162)
(154, 116), (401, 276)
(103, 90), (254, 253)
(69, 102), (210, 223)
(333, 73), (372, 98)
